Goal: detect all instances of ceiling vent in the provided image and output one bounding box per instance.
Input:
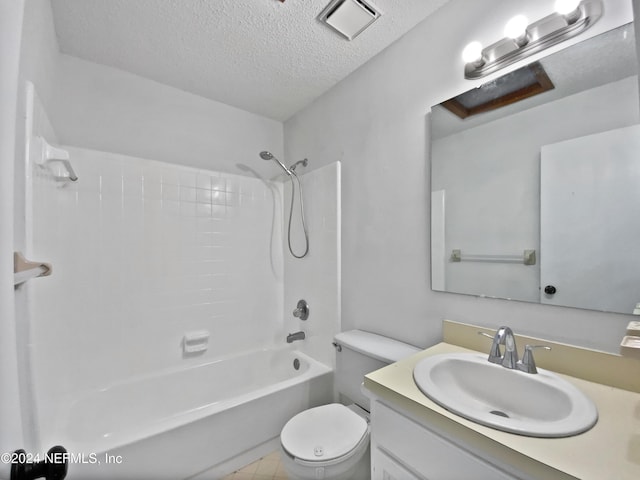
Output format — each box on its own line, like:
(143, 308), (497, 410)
(319, 0), (381, 41)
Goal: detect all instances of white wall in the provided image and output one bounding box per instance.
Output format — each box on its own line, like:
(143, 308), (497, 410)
(0, 0), (26, 461)
(433, 76), (639, 302)
(285, 0), (636, 352)
(17, 0), (59, 104)
(15, 0), (61, 250)
(15, 0), (284, 181)
(51, 54), (284, 177)
(635, 0), (640, 72)
(6, 0), (62, 458)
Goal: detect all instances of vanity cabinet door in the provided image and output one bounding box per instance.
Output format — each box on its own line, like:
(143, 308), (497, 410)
(372, 448), (423, 480)
(371, 401), (519, 480)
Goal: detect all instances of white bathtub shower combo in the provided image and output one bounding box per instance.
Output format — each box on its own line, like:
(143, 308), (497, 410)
(67, 348), (332, 479)
(16, 86), (341, 479)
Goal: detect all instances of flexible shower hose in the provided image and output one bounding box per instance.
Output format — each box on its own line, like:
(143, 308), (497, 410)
(287, 171), (309, 259)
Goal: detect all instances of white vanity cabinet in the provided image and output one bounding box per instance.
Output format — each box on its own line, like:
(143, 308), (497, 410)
(365, 338), (640, 480)
(370, 401), (527, 480)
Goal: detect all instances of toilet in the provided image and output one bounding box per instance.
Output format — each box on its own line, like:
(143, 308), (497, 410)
(280, 330), (420, 480)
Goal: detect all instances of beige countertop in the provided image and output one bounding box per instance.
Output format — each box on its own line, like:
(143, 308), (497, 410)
(364, 342), (640, 480)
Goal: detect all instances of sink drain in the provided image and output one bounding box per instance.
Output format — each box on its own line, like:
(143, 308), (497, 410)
(490, 410), (510, 418)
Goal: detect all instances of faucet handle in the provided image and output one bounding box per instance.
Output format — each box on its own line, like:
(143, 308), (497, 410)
(478, 331), (502, 364)
(292, 299), (309, 320)
(518, 345), (551, 374)
(500, 328), (519, 369)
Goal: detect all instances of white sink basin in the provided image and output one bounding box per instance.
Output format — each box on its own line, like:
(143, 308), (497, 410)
(413, 353), (598, 437)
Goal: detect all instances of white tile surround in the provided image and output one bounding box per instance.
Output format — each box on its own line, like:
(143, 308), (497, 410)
(33, 148), (282, 368)
(29, 146), (289, 440)
(27, 133), (341, 452)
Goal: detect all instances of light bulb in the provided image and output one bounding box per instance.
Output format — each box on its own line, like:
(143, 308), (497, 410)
(555, 0), (580, 15)
(555, 0), (581, 23)
(504, 15), (529, 46)
(462, 41), (484, 65)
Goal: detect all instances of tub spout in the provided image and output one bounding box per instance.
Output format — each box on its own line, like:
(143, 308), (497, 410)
(286, 331), (305, 343)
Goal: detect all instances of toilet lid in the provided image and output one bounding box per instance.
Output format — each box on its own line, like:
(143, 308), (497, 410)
(281, 404), (368, 462)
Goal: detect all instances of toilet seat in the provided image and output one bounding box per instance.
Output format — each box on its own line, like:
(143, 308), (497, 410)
(281, 403), (368, 463)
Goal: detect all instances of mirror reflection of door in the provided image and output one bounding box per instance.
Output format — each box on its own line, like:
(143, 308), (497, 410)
(430, 23), (640, 314)
(540, 124), (640, 313)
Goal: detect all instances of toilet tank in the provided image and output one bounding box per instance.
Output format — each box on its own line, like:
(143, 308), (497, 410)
(334, 330), (420, 410)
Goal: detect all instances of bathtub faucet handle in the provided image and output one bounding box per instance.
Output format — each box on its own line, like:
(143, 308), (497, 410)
(292, 299), (309, 320)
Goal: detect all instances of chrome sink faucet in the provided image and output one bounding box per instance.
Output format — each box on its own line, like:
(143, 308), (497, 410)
(479, 327), (551, 373)
(479, 326), (518, 369)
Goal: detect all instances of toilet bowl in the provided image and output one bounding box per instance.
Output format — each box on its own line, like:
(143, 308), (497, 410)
(279, 330), (421, 480)
(280, 404), (370, 480)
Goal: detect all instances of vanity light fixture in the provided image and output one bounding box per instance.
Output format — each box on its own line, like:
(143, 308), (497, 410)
(463, 0), (602, 79)
(461, 41), (484, 66)
(555, 0), (582, 24)
(504, 15), (530, 47)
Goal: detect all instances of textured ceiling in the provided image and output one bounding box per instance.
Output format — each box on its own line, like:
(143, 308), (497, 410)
(50, 0), (450, 121)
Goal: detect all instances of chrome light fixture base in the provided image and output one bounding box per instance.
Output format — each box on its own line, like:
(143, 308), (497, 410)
(464, 0), (602, 79)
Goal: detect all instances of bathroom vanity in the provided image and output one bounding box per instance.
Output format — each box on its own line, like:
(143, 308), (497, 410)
(363, 322), (640, 480)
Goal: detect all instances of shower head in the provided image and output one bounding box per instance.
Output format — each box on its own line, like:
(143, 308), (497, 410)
(258, 151), (292, 176)
(290, 158), (308, 171)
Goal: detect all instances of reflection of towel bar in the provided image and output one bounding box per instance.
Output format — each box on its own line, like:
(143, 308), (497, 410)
(451, 249), (536, 266)
(14, 251), (52, 286)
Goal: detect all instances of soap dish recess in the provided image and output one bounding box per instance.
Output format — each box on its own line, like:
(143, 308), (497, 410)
(620, 336), (640, 359)
(626, 320), (640, 336)
(183, 330), (209, 354)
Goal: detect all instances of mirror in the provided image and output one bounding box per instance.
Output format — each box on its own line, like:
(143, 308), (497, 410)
(431, 23), (640, 315)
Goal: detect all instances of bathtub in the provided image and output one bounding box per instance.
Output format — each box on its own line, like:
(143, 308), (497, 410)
(54, 347), (332, 479)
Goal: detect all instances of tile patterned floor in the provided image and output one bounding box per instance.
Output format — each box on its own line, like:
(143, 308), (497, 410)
(222, 451), (289, 480)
